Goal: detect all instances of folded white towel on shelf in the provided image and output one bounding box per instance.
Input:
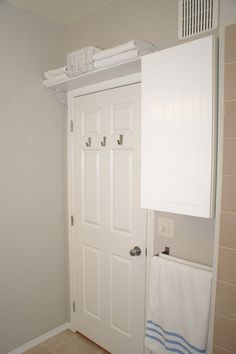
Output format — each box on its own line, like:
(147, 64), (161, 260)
(93, 39), (156, 61)
(93, 48), (152, 69)
(44, 66), (67, 80)
(67, 46), (102, 77)
(145, 256), (213, 354)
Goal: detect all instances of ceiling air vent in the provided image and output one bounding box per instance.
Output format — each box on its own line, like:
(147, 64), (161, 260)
(178, 0), (218, 39)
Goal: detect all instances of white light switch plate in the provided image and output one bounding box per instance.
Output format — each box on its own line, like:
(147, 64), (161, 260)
(157, 217), (174, 239)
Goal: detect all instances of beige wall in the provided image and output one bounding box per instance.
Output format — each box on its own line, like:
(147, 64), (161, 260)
(213, 22), (236, 354)
(0, 2), (67, 353)
(66, 0), (215, 266)
(66, 0), (179, 52)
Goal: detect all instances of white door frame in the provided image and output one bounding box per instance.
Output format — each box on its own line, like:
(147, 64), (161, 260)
(67, 73), (154, 343)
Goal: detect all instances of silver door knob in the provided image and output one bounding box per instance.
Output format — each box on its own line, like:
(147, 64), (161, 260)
(129, 246), (141, 256)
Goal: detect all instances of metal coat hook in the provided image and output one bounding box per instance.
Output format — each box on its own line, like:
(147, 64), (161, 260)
(117, 134), (123, 145)
(101, 136), (106, 147)
(86, 137), (91, 147)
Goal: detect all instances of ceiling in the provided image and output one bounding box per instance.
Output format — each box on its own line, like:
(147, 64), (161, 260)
(6, 0), (116, 25)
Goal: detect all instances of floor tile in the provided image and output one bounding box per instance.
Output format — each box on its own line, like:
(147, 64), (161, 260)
(24, 330), (109, 354)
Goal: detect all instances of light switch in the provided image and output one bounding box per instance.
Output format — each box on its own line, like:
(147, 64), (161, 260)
(157, 217), (174, 239)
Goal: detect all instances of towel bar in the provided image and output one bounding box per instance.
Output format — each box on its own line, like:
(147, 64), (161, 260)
(155, 247), (213, 272)
(155, 246), (170, 256)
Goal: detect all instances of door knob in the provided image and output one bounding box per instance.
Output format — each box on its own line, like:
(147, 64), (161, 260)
(129, 246), (141, 256)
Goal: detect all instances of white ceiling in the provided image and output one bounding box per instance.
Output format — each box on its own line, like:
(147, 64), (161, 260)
(6, 0), (116, 25)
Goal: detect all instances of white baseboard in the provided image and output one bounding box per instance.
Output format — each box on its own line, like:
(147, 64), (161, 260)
(8, 322), (71, 354)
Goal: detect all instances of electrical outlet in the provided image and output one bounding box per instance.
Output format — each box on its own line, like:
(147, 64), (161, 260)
(157, 217), (174, 239)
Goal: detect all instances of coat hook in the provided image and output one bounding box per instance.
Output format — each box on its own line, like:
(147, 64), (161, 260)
(101, 136), (106, 147)
(117, 134), (123, 145)
(86, 137), (91, 147)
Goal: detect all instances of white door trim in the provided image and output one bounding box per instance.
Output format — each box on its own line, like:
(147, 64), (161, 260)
(68, 73), (141, 101)
(67, 73), (154, 341)
(144, 210), (155, 354)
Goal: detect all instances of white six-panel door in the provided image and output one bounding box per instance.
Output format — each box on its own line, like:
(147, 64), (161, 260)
(72, 83), (146, 354)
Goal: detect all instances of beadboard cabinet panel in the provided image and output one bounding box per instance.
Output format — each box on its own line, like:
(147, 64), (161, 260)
(141, 36), (216, 218)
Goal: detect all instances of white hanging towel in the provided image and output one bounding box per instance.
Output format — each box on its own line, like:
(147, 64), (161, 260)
(67, 46), (102, 77)
(94, 48), (153, 69)
(93, 39), (156, 61)
(145, 256), (213, 354)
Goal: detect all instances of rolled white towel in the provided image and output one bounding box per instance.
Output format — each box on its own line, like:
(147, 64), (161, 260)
(44, 66), (67, 80)
(93, 40), (156, 61)
(94, 48), (153, 69)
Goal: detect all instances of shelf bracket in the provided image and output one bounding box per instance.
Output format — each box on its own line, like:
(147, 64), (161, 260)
(53, 88), (67, 108)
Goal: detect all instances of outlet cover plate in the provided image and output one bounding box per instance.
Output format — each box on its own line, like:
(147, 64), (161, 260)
(157, 217), (174, 239)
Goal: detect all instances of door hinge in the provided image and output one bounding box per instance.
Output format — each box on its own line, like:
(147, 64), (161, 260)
(71, 215), (74, 226)
(72, 301), (76, 312)
(145, 248), (147, 257)
(70, 120), (74, 132)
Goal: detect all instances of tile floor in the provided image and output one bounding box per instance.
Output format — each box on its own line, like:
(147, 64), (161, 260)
(25, 330), (110, 354)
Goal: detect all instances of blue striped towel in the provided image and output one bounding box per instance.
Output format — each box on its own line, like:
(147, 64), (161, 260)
(145, 256), (212, 354)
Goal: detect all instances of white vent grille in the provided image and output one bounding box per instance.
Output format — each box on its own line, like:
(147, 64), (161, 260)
(178, 0), (218, 39)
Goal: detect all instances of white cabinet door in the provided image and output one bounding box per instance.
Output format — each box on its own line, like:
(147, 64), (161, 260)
(141, 36), (216, 218)
(72, 84), (147, 354)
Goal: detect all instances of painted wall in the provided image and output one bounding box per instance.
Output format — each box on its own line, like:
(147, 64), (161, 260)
(66, 0), (215, 266)
(0, 2), (67, 353)
(66, 0), (179, 52)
